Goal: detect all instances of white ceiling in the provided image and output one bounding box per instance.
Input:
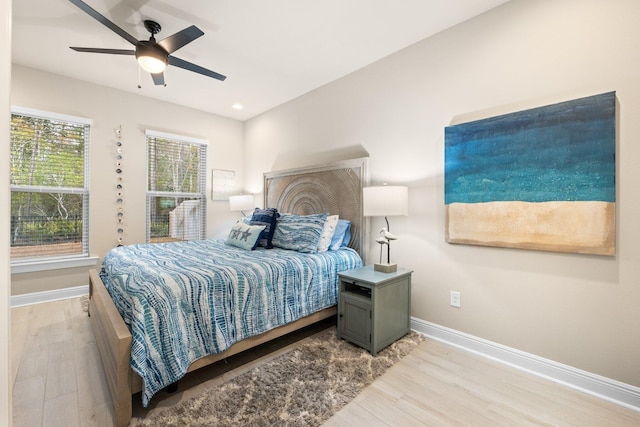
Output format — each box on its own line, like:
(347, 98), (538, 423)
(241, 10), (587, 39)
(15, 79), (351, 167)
(12, 0), (510, 121)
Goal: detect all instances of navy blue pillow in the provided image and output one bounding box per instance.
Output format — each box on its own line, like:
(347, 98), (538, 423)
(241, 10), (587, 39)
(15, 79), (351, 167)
(249, 207), (280, 248)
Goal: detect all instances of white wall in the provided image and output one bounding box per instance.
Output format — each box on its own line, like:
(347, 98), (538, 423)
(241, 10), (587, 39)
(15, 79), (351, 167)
(10, 65), (245, 295)
(1, 1), (12, 424)
(244, 0), (640, 388)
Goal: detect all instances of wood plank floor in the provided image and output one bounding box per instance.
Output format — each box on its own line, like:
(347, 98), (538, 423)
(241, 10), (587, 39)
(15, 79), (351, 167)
(11, 297), (640, 426)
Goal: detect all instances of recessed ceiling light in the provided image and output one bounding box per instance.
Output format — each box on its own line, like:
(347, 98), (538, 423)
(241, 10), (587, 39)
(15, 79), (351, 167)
(232, 103), (243, 110)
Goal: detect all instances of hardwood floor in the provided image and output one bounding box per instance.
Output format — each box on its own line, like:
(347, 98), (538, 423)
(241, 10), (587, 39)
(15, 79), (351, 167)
(11, 297), (640, 426)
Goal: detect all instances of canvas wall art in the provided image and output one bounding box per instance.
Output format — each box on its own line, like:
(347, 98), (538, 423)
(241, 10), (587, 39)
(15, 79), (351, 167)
(444, 92), (616, 255)
(211, 168), (235, 201)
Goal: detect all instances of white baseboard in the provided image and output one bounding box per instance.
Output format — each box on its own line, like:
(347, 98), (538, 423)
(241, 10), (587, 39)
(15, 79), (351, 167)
(411, 317), (640, 412)
(10, 285), (89, 308)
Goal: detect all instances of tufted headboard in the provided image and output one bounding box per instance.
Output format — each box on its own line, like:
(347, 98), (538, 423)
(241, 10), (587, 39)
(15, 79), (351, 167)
(263, 158), (369, 259)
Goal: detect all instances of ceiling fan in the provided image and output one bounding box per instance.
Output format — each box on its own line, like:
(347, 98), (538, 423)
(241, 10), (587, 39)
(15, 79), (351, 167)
(67, 0), (226, 86)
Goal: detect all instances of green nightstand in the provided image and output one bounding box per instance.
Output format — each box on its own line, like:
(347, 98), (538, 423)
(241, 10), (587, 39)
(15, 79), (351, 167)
(337, 265), (412, 355)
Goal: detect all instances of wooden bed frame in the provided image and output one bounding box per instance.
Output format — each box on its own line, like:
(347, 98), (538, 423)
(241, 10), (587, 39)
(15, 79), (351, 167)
(88, 158), (368, 427)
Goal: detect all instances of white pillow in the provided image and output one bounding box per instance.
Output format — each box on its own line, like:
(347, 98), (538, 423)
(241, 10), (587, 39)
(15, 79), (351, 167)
(316, 215), (339, 252)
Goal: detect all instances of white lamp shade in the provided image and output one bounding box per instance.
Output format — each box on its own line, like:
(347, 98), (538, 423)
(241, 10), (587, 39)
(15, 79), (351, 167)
(229, 194), (255, 212)
(363, 186), (408, 217)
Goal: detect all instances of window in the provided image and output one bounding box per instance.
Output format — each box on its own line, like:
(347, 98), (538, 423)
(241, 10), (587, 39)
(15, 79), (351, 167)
(146, 130), (207, 243)
(10, 107), (90, 261)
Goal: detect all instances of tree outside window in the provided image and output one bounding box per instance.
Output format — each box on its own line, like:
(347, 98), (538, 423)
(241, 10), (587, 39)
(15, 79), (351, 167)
(10, 110), (90, 259)
(147, 132), (206, 242)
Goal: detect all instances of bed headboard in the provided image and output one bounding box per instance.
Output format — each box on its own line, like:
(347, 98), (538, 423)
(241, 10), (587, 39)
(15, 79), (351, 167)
(263, 158), (369, 259)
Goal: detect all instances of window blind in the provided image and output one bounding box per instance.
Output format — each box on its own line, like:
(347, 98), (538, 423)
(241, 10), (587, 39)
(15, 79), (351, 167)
(146, 133), (207, 243)
(10, 110), (90, 259)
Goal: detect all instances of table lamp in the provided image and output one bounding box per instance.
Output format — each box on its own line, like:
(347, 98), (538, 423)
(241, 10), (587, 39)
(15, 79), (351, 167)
(229, 194), (255, 217)
(363, 185), (408, 273)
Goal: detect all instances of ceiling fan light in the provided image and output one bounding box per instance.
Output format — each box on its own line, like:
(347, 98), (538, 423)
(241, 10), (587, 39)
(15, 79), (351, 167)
(137, 55), (167, 74)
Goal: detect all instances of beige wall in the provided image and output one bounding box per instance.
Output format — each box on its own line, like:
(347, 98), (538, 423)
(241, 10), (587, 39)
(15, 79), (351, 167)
(10, 66), (245, 295)
(244, 0), (640, 388)
(2, 1), (12, 424)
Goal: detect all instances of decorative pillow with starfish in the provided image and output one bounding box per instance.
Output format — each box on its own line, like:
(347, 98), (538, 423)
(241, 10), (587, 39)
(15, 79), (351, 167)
(225, 222), (266, 250)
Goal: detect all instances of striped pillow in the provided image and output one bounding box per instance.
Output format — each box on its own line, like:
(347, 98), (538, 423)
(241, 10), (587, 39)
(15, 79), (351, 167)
(272, 213), (328, 253)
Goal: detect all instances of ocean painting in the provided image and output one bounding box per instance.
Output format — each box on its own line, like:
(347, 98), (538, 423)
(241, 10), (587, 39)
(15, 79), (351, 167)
(444, 92), (616, 255)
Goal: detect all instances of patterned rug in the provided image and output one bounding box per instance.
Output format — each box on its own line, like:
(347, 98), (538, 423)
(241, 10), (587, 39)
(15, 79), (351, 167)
(132, 328), (424, 426)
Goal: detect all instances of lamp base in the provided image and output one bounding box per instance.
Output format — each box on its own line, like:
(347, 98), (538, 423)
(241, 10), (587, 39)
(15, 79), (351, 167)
(374, 263), (397, 273)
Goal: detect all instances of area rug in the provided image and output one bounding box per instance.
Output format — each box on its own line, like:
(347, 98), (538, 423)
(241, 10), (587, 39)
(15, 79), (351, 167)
(133, 328), (424, 426)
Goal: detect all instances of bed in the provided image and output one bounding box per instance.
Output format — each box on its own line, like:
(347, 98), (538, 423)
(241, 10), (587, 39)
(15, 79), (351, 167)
(88, 158), (369, 427)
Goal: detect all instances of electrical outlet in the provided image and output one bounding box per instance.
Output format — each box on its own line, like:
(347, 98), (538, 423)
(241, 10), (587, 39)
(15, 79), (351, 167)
(450, 291), (461, 308)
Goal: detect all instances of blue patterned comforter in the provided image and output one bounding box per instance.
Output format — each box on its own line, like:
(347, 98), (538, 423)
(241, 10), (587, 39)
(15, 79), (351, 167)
(99, 239), (362, 406)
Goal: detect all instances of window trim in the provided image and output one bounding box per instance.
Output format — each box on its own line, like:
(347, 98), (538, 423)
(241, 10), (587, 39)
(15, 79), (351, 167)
(9, 106), (92, 268)
(11, 255), (98, 274)
(12, 106), (93, 126)
(145, 129), (208, 146)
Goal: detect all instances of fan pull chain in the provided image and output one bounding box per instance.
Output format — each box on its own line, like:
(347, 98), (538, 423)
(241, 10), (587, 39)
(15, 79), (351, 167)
(137, 66), (142, 89)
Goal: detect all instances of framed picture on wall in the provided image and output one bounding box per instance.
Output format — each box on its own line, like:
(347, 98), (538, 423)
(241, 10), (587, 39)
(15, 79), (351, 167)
(211, 168), (235, 201)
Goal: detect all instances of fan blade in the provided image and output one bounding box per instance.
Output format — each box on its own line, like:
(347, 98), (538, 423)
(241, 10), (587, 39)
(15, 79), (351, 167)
(70, 47), (135, 55)
(68, 0), (138, 46)
(168, 56), (226, 81)
(151, 72), (165, 86)
(157, 25), (204, 54)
